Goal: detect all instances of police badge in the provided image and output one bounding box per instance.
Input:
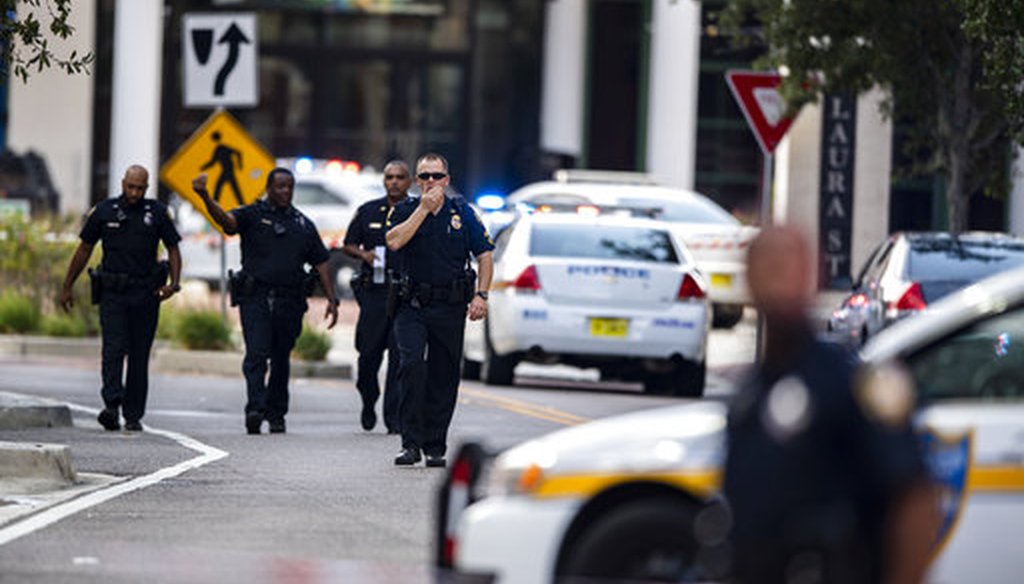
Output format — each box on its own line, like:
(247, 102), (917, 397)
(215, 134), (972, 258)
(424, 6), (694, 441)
(451, 214), (462, 230)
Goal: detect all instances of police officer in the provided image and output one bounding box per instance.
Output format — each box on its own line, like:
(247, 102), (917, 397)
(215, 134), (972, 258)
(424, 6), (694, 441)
(386, 153), (493, 467)
(191, 167), (339, 435)
(60, 165), (182, 432)
(341, 160), (411, 433)
(722, 227), (937, 584)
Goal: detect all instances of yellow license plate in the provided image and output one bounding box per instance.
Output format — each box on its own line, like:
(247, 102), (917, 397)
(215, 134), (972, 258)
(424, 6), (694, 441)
(711, 273), (733, 288)
(590, 318), (629, 338)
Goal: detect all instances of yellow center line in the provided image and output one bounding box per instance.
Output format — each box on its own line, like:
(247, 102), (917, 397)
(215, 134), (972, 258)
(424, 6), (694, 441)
(460, 386), (592, 426)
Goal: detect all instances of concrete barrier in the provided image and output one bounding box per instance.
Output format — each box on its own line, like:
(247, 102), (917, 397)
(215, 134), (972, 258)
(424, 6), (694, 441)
(0, 441), (76, 493)
(0, 391), (73, 430)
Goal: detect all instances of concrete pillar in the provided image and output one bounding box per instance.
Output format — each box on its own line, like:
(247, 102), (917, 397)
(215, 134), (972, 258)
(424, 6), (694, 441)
(1010, 146), (1024, 235)
(645, 0), (702, 189)
(108, 0), (164, 197)
(540, 0), (587, 157)
(7, 0), (96, 214)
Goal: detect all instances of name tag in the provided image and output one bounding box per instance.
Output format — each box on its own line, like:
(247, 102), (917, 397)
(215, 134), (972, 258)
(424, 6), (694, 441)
(261, 218), (273, 225)
(106, 222), (120, 228)
(369, 222), (382, 229)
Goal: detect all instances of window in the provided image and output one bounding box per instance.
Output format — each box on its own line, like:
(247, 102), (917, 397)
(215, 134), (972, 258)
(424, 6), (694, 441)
(906, 304), (1024, 400)
(529, 224), (679, 264)
(293, 183), (346, 207)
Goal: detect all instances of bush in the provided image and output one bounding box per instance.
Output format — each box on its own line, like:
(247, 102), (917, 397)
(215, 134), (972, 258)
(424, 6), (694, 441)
(156, 304), (183, 341)
(173, 310), (233, 351)
(293, 325), (331, 362)
(0, 292), (41, 333)
(40, 313), (88, 337)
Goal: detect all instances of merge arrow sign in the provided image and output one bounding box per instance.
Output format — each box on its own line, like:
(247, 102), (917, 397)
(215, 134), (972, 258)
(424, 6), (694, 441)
(214, 23), (250, 96)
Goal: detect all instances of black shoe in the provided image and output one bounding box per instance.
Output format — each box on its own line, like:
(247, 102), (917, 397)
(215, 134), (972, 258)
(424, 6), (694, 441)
(245, 412), (263, 435)
(360, 404), (377, 431)
(425, 454), (446, 468)
(97, 407), (120, 431)
(123, 421), (143, 432)
(394, 448), (421, 466)
(268, 419), (286, 434)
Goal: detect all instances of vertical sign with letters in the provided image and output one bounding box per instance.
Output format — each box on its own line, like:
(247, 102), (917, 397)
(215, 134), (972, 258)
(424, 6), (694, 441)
(819, 94), (856, 289)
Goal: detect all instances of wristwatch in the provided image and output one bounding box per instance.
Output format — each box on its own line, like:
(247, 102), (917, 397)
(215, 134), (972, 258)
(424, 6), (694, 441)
(475, 290), (489, 301)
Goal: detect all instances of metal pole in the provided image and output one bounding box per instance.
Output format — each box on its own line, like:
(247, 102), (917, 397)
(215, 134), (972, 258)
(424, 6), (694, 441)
(754, 152), (773, 363)
(219, 233), (228, 320)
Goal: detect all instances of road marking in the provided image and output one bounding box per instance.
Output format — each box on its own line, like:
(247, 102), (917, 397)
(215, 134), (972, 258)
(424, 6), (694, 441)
(0, 402), (228, 547)
(460, 386), (591, 426)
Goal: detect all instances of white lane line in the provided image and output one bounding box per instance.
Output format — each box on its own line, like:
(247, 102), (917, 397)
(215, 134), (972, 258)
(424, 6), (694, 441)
(0, 402), (229, 547)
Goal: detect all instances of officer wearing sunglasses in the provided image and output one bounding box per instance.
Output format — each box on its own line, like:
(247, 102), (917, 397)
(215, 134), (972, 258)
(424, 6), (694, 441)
(341, 159), (412, 434)
(191, 167), (339, 435)
(385, 153), (494, 468)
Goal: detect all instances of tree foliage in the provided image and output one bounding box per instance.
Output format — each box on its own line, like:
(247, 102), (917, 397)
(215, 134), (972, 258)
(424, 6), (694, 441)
(0, 0), (94, 83)
(721, 0), (1023, 232)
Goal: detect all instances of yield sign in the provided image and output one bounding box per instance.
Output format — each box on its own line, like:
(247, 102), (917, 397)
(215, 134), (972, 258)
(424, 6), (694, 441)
(160, 109), (275, 234)
(725, 70), (795, 155)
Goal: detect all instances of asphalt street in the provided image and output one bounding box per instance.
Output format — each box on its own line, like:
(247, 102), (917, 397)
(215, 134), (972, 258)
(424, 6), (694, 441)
(0, 318), (755, 584)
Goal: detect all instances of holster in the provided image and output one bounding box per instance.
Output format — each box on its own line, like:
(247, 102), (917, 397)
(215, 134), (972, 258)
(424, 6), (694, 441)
(386, 274), (409, 317)
(304, 266), (319, 298)
(228, 269), (251, 307)
(462, 268), (478, 304)
(88, 268), (102, 305)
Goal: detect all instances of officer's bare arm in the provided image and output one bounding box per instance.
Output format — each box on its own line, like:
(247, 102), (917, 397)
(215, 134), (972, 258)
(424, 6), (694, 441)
(386, 205), (430, 251)
(60, 242), (95, 311)
(884, 480), (940, 584)
(341, 243), (374, 264)
(191, 174), (239, 234)
(168, 244), (182, 288)
(476, 251), (494, 293)
(315, 260), (340, 329)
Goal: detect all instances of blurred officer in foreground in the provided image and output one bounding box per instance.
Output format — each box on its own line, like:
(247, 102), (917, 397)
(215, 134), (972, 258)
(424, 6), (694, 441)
(386, 153), (494, 467)
(342, 160), (411, 433)
(192, 168), (339, 435)
(722, 227), (937, 584)
(60, 165), (182, 432)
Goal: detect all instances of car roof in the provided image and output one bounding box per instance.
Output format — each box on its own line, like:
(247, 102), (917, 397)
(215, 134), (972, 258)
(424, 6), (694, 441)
(508, 181), (709, 204)
(514, 210), (679, 231)
(862, 264), (1024, 362)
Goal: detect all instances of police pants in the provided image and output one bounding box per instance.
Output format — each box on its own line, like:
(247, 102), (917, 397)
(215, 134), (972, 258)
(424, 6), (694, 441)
(354, 285), (401, 431)
(99, 291), (160, 423)
(394, 300), (467, 457)
(239, 293), (307, 422)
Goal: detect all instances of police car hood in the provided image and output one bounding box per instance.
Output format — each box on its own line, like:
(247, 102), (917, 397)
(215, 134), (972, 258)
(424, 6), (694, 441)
(497, 402), (728, 476)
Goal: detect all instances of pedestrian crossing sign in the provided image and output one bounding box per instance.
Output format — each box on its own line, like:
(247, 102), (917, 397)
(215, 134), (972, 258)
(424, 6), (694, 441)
(160, 108), (275, 234)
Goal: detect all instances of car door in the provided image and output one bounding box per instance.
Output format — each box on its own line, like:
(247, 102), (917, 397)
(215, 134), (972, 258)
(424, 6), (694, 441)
(903, 303), (1024, 581)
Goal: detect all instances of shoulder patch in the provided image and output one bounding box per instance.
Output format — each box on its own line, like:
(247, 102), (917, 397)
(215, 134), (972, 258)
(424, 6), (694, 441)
(855, 361), (915, 427)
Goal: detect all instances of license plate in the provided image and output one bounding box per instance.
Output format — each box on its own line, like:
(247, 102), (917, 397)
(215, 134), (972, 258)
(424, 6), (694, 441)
(590, 318), (629, 338)
(711, 273), (733, 288)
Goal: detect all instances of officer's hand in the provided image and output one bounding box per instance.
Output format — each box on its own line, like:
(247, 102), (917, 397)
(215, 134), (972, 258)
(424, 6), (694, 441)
(421, 186), (444, 215)
(468, 296), (487, 321)
(59, 287), (74, 313)
(156, 284), (178, 301)
(362, 249), (377, 265)
(192, 174), (210, 197)
(324, 301), (339, 330)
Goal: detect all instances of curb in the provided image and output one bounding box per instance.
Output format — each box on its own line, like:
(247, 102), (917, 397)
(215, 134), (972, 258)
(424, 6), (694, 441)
(0, 441), (76, 493)
(0, 392), (73, 430)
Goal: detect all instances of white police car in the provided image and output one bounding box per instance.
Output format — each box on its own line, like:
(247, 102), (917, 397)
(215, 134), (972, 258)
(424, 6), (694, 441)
(463, 211), (710, 397)
(440, 266), (1024, 583)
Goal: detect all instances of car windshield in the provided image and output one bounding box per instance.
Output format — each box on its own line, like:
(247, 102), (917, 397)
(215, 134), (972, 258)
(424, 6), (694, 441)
(616, 196), (738, 225)
(907, 236), (1024, 282)
(293, 182), (346, 206)
(529, 223), (679, 264)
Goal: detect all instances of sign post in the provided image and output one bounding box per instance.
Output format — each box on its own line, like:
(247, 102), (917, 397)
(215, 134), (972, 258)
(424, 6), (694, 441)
(725, 70), (798, 361)
(160, 109), (275, 317)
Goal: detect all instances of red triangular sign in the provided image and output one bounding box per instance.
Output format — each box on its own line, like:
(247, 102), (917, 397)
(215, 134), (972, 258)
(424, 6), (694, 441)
(725, 70), (795, 155)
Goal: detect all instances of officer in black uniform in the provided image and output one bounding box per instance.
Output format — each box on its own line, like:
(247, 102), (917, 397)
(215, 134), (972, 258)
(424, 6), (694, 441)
(341, 160), (411, 433)
(191, 167), (339, 435)
(60, 165), (182, 432)
(386, 153), (494, 467)
(722, 227), (937, 584)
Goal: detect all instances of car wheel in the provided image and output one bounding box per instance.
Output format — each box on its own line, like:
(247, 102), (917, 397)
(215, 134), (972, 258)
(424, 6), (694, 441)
(461, 358), (481, 381)
(481, 318), (516, 386)
(558, 498), (701, 582)
(672, 359), (706, 398)
(711, 303), (744, 329)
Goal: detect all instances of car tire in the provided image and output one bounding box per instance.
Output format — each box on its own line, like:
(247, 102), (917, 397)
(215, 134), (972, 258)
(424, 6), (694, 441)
(558, 498), (701, 582)
(643, 359), (705, 398)
(711, 303), (744, 329)
(481, 319), (516, 386)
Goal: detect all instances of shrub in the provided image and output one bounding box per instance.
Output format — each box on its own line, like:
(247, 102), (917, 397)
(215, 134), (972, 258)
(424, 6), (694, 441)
(173, 310), (233, 351)
(40, 313), (88, 337)
(156, 304), (182, 341)
(293, 325), (331, 362)
(0, 292), (41, 333)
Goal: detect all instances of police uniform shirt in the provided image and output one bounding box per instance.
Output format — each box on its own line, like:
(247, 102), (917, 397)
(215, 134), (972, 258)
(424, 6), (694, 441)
(343, 195), (402, 277)
(80, 196), (181, 276)
(722, 339), (927, 581)
(232, 199), (330, 288)
(386, 195), (494, 287)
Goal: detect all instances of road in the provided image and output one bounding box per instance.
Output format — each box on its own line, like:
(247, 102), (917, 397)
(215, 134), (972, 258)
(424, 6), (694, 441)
(0, 319), (755, 583)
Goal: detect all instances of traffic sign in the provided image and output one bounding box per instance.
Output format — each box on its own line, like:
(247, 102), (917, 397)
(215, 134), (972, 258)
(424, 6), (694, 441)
(725, 70), (795, 155)
(183, 13), (258, 108)
(160, 109), (275, 234)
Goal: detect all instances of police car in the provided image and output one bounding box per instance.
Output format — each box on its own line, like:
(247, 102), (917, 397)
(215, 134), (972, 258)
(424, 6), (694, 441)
(440, 265), (1024, 583)
(463, 210), (710, 397)
(489, 171), (757, 329)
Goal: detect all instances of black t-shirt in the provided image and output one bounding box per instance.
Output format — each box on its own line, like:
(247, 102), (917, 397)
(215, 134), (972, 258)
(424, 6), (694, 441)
(722, 339), (928, 583)
(343, 195), (405, 276)
(386, 195), (494, 286)
(232, 199), (330, 287)
(80, 195), (181, 276)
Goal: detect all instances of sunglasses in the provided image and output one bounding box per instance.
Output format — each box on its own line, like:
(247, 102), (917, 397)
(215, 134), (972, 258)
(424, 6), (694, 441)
(385, 174), (408, 180)
(417, 172), (448, 181)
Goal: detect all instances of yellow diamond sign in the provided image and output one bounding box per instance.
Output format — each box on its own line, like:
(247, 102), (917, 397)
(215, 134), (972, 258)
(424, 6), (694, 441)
(160, 109), (275, 234)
